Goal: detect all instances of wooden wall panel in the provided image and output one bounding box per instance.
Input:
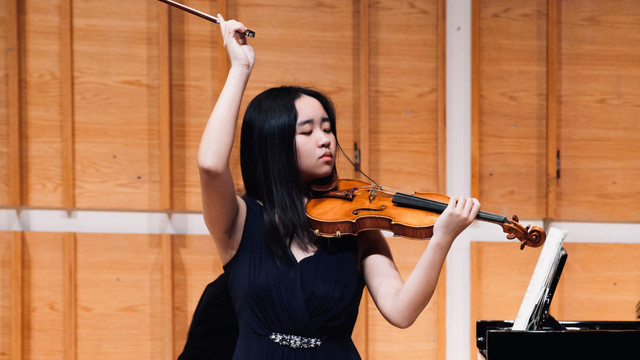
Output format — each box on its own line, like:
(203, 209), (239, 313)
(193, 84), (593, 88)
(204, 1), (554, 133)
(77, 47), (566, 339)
(470, 241), (543, 359)
(0, 233), (13, 360)
(75, 233), (165, 359)
(474, 0), (547, 218)
(0, 1), (9, 205)
(369, 0), (442, 192)
(3, 0), (448, 211)
(170, 0), (224, 211)
(22, 0), (66, 207)
(367, 238), (443, 360)
(556, 0), (640, 221)
(233, 0), (358, 184)
(172, 234), (220, 355)
(72, 1), (163, 210)
(0, 0), (19, 206)
(22, 232), (65, 359)
(553, 243), (640, 321)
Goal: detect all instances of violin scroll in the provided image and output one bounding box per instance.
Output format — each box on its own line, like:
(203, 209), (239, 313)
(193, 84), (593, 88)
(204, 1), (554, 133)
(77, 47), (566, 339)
(500, 215), (546, 250)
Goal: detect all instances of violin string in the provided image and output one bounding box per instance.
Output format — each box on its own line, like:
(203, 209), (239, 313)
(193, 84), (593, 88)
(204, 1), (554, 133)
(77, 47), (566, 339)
(351, 185), (396, 199)
(337, 143), (378, 186)
(336, 143), (411, 198)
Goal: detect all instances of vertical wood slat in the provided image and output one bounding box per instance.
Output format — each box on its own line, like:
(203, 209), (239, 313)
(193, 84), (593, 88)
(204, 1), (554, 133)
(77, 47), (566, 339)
(63, 233), (76, 360)
(354, 1), (369, 356)
(218, 0), (229, 92)
(7, 0), (21, 206)
(161, 234), (174, 360)
(217, 0), (232, 192)
(358, 0), (371, 180)
(546, 0), (558, 219)
(470, 0), (480, 198)
(61, 0), (75, 208)
(159, 2), (172, 210)
(436, 0), (446, 193)
(11, 232), (22, 360)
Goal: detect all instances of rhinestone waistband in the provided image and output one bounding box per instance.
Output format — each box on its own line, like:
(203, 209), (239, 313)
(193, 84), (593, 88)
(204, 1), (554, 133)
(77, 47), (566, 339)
(269, 332), (322, 349)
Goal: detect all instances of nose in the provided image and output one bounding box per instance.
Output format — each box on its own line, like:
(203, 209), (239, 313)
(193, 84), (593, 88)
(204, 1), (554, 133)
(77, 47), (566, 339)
(318, 130), (332, 148)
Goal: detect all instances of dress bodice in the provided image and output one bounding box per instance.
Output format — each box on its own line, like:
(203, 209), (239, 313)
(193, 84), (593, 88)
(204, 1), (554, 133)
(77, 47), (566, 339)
(223, 197), (365, 359)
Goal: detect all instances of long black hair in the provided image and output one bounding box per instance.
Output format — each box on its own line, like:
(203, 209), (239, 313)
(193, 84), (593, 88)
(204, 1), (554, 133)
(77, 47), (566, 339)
(240, 86), (337, 263)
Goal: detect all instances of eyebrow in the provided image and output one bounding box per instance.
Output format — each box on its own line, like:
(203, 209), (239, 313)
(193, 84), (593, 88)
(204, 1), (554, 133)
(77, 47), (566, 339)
(296, 117), (331, 127)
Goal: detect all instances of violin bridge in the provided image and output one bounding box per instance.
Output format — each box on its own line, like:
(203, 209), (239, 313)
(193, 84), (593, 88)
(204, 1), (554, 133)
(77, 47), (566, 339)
(368, 185), (381, 203)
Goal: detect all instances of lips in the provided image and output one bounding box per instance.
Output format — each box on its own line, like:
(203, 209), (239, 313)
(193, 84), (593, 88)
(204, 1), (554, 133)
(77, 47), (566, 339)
(320, 152), (333, 160)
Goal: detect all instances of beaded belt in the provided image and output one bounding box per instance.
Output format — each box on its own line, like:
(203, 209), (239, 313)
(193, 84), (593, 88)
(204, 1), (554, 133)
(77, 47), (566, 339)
(269, 332), (322, 349)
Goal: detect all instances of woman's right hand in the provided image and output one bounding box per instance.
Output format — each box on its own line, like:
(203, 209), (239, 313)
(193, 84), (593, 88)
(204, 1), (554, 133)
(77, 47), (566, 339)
(217, 14), (255, 71)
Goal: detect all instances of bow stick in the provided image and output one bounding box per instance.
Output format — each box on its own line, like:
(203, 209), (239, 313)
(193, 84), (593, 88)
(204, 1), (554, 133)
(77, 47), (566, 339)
(156, 0), (256, 37)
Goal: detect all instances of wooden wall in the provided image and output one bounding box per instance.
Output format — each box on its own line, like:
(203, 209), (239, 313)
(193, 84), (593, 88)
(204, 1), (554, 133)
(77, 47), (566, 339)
(473, 0), (640, 221)
(0, 231), (218, 359)
(473, 0), (548, 218)
(472, 0), (640, 357)
(2, 0), (640, 359)
(0, 0), (444, 210)
(1, 0), (446, 358)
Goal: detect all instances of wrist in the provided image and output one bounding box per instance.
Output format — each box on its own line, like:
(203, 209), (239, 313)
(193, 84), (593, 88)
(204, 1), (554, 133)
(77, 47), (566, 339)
(229, 63), (253, 75)
(428, 233), (454, 252)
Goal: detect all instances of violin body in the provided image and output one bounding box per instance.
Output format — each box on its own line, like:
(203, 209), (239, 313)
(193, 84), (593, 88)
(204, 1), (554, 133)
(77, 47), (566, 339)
(307, 179), (446, 239)
(306, 179), (545, 249)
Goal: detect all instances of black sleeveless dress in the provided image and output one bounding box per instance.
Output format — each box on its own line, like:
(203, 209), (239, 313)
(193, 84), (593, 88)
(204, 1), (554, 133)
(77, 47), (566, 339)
(223, 196), (365, 359)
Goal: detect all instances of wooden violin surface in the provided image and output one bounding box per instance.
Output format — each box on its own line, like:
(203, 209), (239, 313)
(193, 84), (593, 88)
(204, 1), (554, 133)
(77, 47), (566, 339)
(306, 179), (545, 249)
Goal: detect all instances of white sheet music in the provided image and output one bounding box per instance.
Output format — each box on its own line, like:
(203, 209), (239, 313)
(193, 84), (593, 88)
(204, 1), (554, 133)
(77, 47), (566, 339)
(512, 227), (568, 331)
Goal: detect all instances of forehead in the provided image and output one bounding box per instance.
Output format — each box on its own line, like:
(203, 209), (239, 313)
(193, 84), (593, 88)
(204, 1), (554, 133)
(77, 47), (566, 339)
(295, 95), (328, 123)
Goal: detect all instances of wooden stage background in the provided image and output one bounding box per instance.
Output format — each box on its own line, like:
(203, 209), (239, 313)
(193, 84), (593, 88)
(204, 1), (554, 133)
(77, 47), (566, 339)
(1, 0), (639, 359)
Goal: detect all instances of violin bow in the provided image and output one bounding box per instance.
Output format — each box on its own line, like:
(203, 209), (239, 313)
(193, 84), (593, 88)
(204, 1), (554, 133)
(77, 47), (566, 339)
(156, 0), (256, 37)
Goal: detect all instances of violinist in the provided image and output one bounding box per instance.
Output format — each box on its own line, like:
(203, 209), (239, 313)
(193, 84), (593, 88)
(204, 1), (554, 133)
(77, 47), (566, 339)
(196, 15), (481, 359)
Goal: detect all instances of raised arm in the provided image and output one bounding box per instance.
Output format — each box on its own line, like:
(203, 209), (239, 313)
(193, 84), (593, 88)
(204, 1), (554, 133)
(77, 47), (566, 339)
(198, 15), (255, 264)
(360, 196), (480, 328)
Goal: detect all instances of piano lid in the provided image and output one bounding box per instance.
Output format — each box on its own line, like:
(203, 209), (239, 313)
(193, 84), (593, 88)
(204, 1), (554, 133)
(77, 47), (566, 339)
(476, 320), (640, 360)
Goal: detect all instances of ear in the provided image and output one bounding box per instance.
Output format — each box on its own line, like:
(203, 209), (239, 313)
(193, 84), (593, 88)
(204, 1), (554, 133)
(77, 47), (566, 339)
(309, 166), (339, 193)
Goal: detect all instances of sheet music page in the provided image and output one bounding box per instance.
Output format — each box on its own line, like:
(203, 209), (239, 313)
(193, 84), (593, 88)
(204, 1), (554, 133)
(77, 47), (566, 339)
(512, 227), (568, 330)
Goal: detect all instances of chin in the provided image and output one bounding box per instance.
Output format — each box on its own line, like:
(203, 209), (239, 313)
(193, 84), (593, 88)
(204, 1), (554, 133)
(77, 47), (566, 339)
(320, 167), (334, 178)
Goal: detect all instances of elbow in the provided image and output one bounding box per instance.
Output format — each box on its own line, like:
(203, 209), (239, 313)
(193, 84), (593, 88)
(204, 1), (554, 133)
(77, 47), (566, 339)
(390, 316), (416, 330)
(197, 140), (230, 175)
(198, 157), (227, 176)
(382, 310), (418, 329)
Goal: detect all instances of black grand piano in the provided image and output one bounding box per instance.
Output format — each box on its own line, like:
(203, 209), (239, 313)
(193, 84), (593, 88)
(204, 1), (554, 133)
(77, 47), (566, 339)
(477, 246), (640, 360)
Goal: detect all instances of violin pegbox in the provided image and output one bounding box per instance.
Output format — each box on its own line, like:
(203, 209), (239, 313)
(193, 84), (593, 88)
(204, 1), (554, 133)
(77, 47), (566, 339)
(501, 215), (546, 250)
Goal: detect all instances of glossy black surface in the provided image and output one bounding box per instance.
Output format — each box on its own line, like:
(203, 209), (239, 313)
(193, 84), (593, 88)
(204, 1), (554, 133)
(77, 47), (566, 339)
(477, 320), (640, 360)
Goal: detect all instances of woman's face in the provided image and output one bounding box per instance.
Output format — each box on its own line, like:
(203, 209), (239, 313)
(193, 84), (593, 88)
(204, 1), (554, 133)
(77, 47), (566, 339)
(294, 95), (336, 187)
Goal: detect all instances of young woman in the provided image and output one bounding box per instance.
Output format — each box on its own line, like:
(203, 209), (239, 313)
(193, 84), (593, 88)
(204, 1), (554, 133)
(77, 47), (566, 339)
(197, 15), (481, 359)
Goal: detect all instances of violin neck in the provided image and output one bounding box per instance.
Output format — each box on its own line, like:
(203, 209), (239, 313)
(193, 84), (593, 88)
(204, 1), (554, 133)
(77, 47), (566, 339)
(392, 192), (508, 224)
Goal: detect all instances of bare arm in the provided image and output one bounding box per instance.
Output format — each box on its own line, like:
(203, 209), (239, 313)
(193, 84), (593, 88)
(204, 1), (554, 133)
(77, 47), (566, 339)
(361, 196), (480, 328)
(198, 15), (255, 264)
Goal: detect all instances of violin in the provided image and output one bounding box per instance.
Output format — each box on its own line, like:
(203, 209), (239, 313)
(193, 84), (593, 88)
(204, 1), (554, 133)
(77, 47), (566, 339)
(306, 179), (545, 249)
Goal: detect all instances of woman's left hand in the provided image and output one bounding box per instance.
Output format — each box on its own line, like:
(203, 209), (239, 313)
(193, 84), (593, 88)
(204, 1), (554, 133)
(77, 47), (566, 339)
(432, 196), (481, 246)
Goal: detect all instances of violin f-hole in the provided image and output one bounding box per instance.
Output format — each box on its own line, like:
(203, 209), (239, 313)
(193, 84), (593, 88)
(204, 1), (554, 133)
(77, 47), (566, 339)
(353, 205), (386, 215)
